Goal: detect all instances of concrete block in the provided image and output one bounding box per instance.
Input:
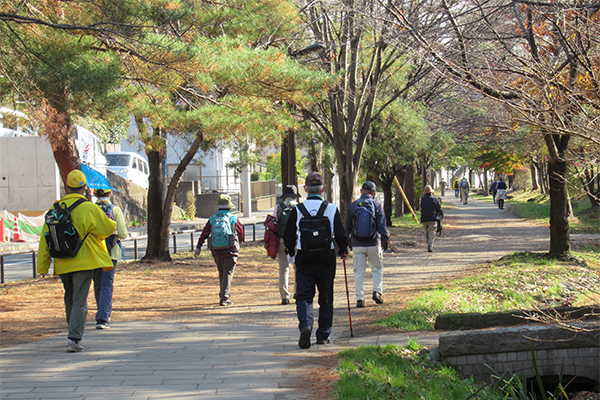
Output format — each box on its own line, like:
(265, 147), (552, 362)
(507, 352), (518, 361)
(497, 352), (507, 362)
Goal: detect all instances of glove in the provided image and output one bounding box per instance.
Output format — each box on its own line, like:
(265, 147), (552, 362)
(382, 241), (389, 251)
(287, 254), (295, 265)
(194, 247), (201, 258)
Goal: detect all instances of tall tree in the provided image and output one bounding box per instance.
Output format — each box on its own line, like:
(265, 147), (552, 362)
(386, 0), (600, 256)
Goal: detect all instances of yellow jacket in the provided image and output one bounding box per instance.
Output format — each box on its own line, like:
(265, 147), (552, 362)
(95, 198), (129, 261)
(37, 193), (117, 275)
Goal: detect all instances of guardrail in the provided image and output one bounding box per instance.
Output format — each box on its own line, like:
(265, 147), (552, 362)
(0, 223), (261, 284)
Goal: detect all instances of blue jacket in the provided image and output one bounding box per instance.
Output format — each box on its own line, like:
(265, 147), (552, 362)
(420, 194), (442, 223)
(345, 193), (389, 247)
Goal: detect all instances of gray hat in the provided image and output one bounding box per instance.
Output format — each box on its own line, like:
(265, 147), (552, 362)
(280, 185), (300, 200)
(362, 181), (376, 192)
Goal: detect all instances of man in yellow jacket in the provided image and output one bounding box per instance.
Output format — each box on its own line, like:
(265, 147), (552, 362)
(37, 170), (117, 353)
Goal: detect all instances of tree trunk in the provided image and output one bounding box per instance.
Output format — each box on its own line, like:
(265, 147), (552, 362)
(405, 164), (416, 212)
(548, 159), (570, 255)
(530, 163), (539, 191)
(144, 147), (169, 260)
(281, 135), (289, 188)
(44, 103), (80, 188)
(287, 130), (297, 188)
(143, 131), (204, 261)
(382, 180), (393, 227)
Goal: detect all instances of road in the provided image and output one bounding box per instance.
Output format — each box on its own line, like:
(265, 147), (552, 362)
(0, 223), (265, 283)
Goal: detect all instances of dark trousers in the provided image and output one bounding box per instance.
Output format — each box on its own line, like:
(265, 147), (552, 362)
(60, 270), (93, 341)
(295, 250), (336, 341)
(214, 255), (237, 300)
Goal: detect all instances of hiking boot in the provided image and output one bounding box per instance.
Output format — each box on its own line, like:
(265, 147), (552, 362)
(281, 299), (290, 305)
(316, 338), (331, 345)
(427, 245), (433, 252)
(67, 339), (83, 353)
(356, 299), (365, 308)
(219, 298), (233, 306)
(96, 320), (110, 329)
(298, 326), (312, 349)
(372, 291), (383, 304)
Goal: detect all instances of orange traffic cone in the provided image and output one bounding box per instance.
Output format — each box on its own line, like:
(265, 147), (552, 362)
(11, 216), (25, 242)
(0, 218), (5, 242)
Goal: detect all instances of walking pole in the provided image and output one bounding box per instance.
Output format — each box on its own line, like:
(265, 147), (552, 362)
(342, 258), (354, 338)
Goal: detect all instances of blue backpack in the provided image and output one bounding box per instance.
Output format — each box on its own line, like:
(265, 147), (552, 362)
(97, 202), (118, 252)
(209, 212), (237, 250)
(352, 199), (378, 240)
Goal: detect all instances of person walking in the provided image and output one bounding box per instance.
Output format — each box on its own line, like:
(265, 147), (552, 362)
(496, 178), (508, 209)
(489, 177), (499, 204)
(452, 178), (460, 198)
(284, 172), (348, 349)
(273, 185), (301, 305)
(37, 170), (117, 352)
(92, 189), (128, 330)
(440, 179), (447, 197)
(420, 185), (443, 252)
(345, 181), (389, 308)
(459, 177), (470, 204)
(194, 195), (244, 306)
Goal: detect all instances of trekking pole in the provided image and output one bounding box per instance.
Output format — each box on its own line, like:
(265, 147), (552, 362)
(342, 258), (354, 338)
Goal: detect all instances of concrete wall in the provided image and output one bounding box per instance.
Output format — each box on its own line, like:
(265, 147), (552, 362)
(439, 324), (600, 384)
(0, 136), (60, 213)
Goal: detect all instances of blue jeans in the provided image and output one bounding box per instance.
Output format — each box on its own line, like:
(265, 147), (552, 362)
(93, 260), (116, 322)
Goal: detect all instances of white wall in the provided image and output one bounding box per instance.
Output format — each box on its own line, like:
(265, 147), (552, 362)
(0, 136), (60, 213)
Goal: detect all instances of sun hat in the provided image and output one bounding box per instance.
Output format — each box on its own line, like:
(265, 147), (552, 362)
(67, 170), (87, 189)
(215, 194), (235, 209)
(305, 172), (325, 186)
(362, 181), (376, 192)
(423, 185), (433, 194)
(280, 185), (300, 200)
(94, 189), (111, 197)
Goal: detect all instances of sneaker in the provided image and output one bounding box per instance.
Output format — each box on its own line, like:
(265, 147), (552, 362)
(219, 299), (233, 306)
(281, 299), (290, 305)
(67, 339), (83, 353)
(96, 320), (110, 329)
(298, 326), (311, 349)
(356, 299), (365, 308)
(316, 338), (331, 345)
(372, 291), (384, 304)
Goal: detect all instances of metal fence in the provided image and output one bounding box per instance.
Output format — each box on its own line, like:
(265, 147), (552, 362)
(0, 223), (260, 284)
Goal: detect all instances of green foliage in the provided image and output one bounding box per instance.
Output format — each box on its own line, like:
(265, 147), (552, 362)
(250, 172), (270, 181)
(378, 251), (600, 330)
(334, 343), (503, 400)
(264, 149), (303, 183)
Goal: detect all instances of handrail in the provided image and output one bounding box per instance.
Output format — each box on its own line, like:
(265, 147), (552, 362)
(0, 222), (261, 283)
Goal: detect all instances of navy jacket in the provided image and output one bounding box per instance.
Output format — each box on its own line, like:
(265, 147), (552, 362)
(420, 194), (442, 223)
(345, 193), (389, 247)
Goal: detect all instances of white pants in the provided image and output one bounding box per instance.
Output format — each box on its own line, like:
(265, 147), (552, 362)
(352, 246), (384, 301)
(277, 239), (294, 300)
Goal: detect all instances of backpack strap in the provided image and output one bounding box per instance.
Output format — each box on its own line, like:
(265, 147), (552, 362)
(297, 203), (310, 219)
(316, 201), (329, 216)
(67, 198), (90, 242)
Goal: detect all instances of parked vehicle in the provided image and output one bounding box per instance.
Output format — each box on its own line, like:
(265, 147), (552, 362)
(105, 151), (149, 190)
(74, 125), (107, 175)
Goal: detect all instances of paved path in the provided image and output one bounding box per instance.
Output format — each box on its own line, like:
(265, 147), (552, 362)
(2, 193), (598, 399)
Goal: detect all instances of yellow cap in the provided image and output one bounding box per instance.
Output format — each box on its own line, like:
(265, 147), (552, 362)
(67, 170), (87, 188)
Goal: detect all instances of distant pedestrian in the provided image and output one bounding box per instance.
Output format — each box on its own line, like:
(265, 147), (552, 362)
(440, 179), (447, 197)
(452, 178), (460, 198)
(273, 185), (301, 305)
(194, 195), (244, 306)
(37, 170), (117, 352)
(284, 172), (348, 349)
(93, 189), (128, 330)
(459, 177), (470, 204)
(496, 178), (508, 209)
(420, 185), (442, 252)
(345, 181), (389, 308)
(489, 178), (499, 204)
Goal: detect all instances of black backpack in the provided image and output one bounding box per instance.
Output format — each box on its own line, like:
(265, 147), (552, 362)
(44, 199), (90, 258)
(297, 201), (332, 260)
(97, 201), (118, 252)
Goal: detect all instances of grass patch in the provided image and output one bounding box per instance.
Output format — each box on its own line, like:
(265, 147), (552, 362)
(334, 341), (502, 400)
(378, 251), (600, 331)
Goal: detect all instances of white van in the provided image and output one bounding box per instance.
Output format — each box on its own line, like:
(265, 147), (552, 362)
(105, 151), (149, 190)
(74, 125), (107, 175)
